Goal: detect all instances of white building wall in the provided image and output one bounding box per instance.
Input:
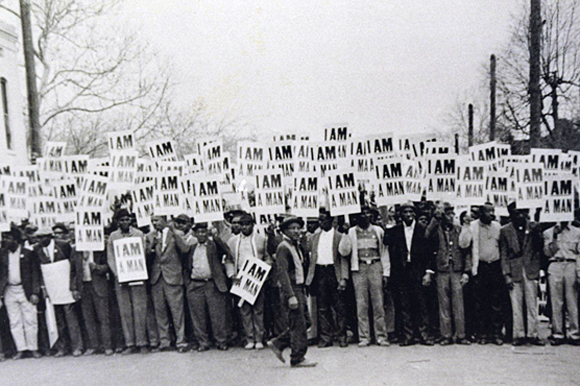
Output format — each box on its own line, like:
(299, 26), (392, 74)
(0, 18), (29, 168)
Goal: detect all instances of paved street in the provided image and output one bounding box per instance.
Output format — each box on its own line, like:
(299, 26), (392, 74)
(1, 339), (579, 386)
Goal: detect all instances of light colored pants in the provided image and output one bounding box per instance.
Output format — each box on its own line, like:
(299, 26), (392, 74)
(548, 261), (579, 340)
(509, 267), (539, 339)
(352, 261), (387, 342)
(5, 285), (38, 351)
(240, 290), (265, 343)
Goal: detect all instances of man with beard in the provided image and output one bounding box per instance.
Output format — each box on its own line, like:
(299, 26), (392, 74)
(384, 202), (434, 346)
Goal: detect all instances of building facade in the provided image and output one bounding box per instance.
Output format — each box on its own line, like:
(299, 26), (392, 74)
(0, 18), (29, 168)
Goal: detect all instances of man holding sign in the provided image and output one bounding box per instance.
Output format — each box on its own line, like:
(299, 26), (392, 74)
(227, 213), (271, 350)
(107, 210), (150, 355)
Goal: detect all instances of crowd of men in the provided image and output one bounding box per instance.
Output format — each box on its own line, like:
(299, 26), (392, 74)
(0, 199), (579, 368)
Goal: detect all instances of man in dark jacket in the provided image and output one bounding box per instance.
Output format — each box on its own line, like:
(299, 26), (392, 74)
(0, 226), (41, 359)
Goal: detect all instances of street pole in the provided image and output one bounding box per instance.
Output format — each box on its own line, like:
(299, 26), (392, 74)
(490, 54), (496, 141)
(529, 0), (542, 150)
(19, 0), (42, 163)
(468, 103), (474, 147)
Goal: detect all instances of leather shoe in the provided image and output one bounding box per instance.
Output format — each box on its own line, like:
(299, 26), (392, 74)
(491, 337), (504, 346)
(456, 338), (471, 345)
(399, 339), (415, 347)
(177, 346), (189, 353)
(317, 340), (333, 348)
(121, 347), (136, 355)
(512, 338), (526, 346)
(84, 348), (96, 356)
(139, 347), (149, 354)
(421, 339), (435, 346)
(197, 345), (210, 352)
(12, 352), (24, 360)
(217, 344), (228, 351)
(338, 340), (348, 348)
(291, 358), (317, 368)
(54, 351), (66, 358)
(31, 351), (42, 359)
(439, 338), (453, 346)
(244, 342), (255, 350)
(550, 337), (565, 346)
(529, 338), (545, 346)
(268, 341), (286, 363)
(255, 342), (265, 350)
(72, 350), (82, 357)
(358, 339), (370, 347)
(104, 349), (114, 356)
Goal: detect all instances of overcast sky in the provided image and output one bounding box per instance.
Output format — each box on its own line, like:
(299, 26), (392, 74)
(121, 0), (524, 141)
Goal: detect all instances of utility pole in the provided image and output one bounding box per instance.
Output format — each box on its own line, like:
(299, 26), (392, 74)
(19, 0), (42, 163)
(529, 0), (542, 150)
(468, 103), (474, 146)
(490, 54), (496, 141)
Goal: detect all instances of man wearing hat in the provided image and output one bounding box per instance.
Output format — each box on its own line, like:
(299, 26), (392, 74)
(543, 208), (580, 345)
(146, 215), (188, 353)
(425, 202), (471, 345)
(500, 204), (544, 346)
(107, 209), (151, 354)
(226, 212), (271, 350)
(0, 226), (41, 359)
(174, 222), (234, 351)
(52, 223), (69, 242)
(384, 202), (434, 346)
(34, 226), (84, 357)
(338, 207), (390, 347)
(268, 216), (317, 367)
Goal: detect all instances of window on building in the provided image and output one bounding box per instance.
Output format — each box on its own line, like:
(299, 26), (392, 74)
(1, 78), (11, 150)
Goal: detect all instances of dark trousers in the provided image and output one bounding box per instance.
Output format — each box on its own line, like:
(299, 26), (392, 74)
(151, 279), (186, 348)
(271, 285), (308, 365)
(474, 261), (505, 339)
(393, 267), (430, 342)
(264, 285), (287, 339)
(186, 280), (228, 347)
(81, 283), (111, 350)
(54, 303), (84, 352)
(313, 265), (346, 343)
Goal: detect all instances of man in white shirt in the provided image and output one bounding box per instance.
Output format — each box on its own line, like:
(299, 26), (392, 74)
(305, 209), (349, 348)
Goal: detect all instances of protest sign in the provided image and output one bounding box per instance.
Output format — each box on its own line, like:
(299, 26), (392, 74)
(0, 180), (9, 232)
(147, 137), (178, 162)
(268, 141), (295, 178)
(107, 130), (135, 153)
(510, 163), (544, 209)
(486, 169), (511, 217)
(135, 159), (153, 184)
(131, 180), (155, 227)
(351, 137), (374, 180)
(201, 138), (224, 177)
(62, 155), (89, 185)
(375, 158), (406, 206)
(290, 173), (319, 217)
(254, 170), (285, 215)
(326, 169), (360, 216)
(30, 197), (62, 228)
(541, 173), (574, 222)
(311, 141), (349, 176)
(153, 171), (181, 216)
(3, 175), (28, 220)
(238, 141), (266, 177)
(403, 160), (423, 202)
(39, 142), (66, 180)
(294, 140), (312, 173)
(455, 158), (487, 206)
(75, 208), (105, 251)
(77, 174), (108, 208)
(425, 155), (456, 201)
(110, 151), (138, 191)
(184, 175), (224, 222)
(230, 256), (271, 305)
(370, 133), (395, 160)
(397, 135), (437, 159)
(113, 237), (148, 283)
(531, 148), (563, 175)
(52, 179), (77, 222)
(184, 153), (204, 174)
(40, 260), (75, 305)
